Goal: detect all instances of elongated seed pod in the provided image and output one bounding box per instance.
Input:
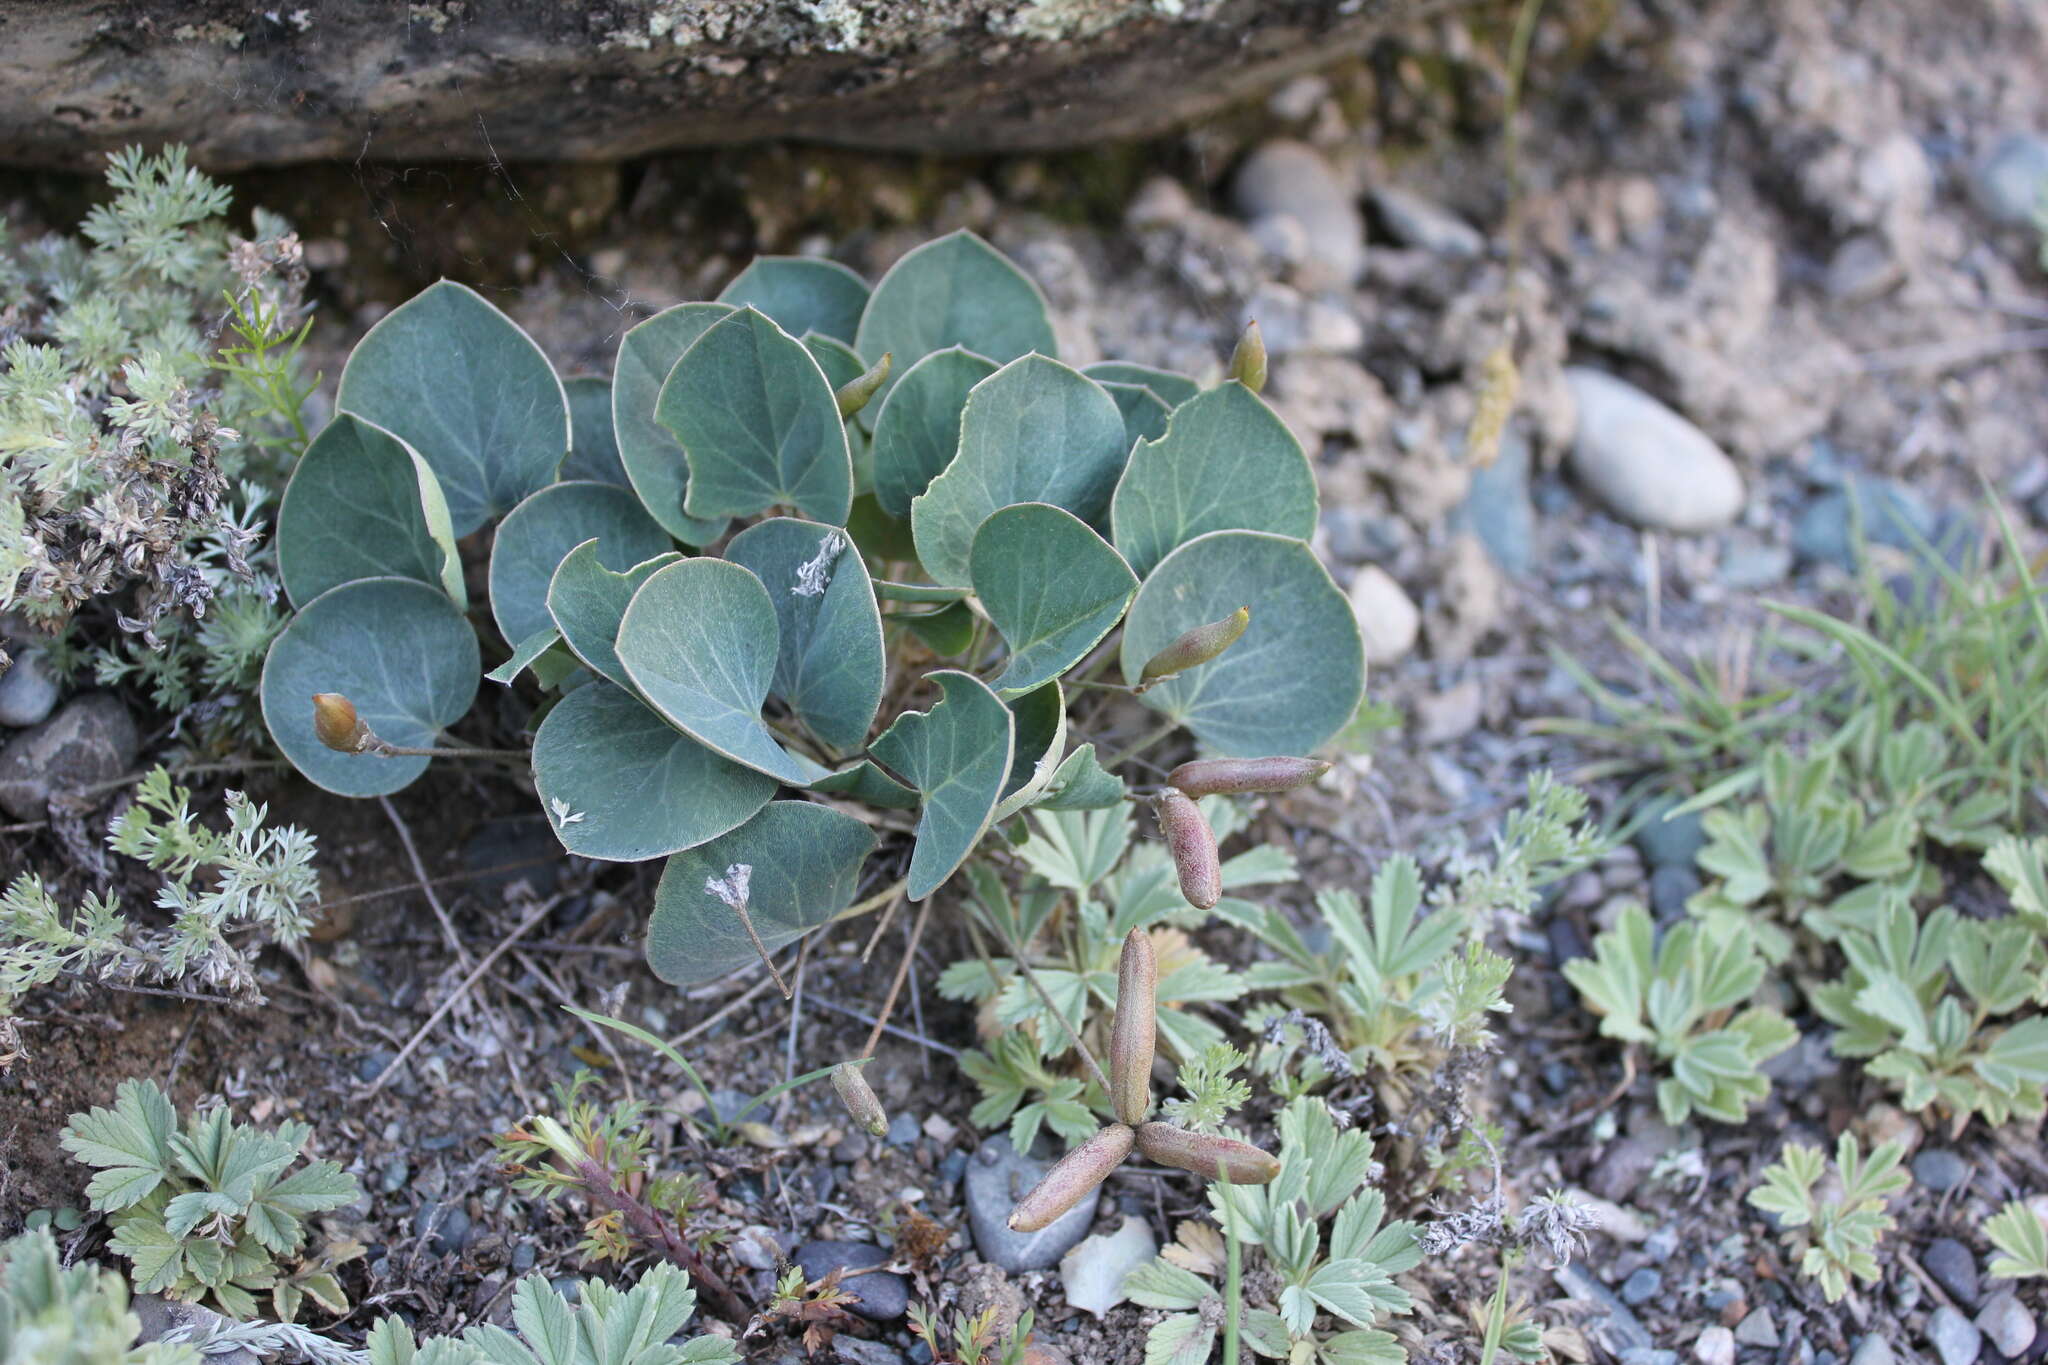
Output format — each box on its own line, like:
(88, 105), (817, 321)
(1155, 790), (1221, 910)
(1110, 929), (1157, 1126)
(1167, 756), (1333, 798)
(1135, 1123), (1281, 1185)
(311, 693), (371, 753)
(835, 352), (892, 418)
(1137, 607), (1250, 686)
(1228, 321), (1268, 394)
(832, 1062), (888, 1137)
(1008, 1123), (1134, 1232)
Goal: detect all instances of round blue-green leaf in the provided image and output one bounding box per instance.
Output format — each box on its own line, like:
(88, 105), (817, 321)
(647, 800), (877, 986)
(724, 519), (884, 755)
(335, 280), (567, 536)
(615, 557), (826, 784)
(1083, 361), (1200, 409)
(1037, 743), (1126, 810)
(811, 760), (919, 810)
(613, 302), (733, 546)
(561, 375), (630, 486)
(276, 413), (461, 610)
(1100, 381), (1172, 455)
(900, 600), (978, 656)
(657, 307), (852, 526)
(547, 540), (682, 692)
(1110, 381), (1318, 579)
(993, 681), (1068, 821)
(1119, 530), (1363, 757)
(853, 230), (1057, 428)
(871, 347), (998, 520)
(260, 577), (479, 797)
(871, 670), (1015, 900)
(909, 354), (1129, 587)
(488, 481), (672, 648)
(970, 503), (1137, 694)
(533, 681), (776, 862)
(718, 256), (870, 346)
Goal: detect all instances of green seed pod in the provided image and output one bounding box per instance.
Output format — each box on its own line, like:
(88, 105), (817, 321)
(1155, 790), (1220, 910)
(1228, 321), (1268, 394)
(1137, 606), (1250, 687)
(832, 1062), (888, 1138)
(1111, 929), (1157, 1126)
(311, 693), (371, 753)
(1167, 756), (1333, 798)
(1008, 1123), (1134, 1232)
(834, 351), (892, 418)
(1134, 1122), (1281, 1185)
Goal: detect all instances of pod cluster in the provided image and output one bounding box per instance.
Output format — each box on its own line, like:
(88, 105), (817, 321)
(1155, 755), (1331, 912)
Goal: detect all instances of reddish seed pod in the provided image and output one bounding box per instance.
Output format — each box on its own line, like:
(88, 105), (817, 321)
(1155, 790), (1221, 910)
(1167, 756), (1333, 798)
(1110, 929), (1157, 1126)
(1134, 1122), (1282, 1185)
(832, 1062), (888, 1138)
(311, 693), (370, 753)
(1008, 1123), (1134, 1232)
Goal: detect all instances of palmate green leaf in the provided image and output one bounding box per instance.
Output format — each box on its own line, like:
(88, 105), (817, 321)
(717, 256), (870, 345)
(336, 280), (568, 536)
(1141, 1314), (1216, 1365)
(1017, 805), (1131, 895)
(993, 681), (1068, 821)
(1986, 835), (2048, 924)
(560, 375), (630, 487)
(853, 229), (1057, 428)
(546, 541), (682, 692)
(1110, 381), (1319, 578)
(487, 482), (672, 648)
(613, 302), (732, 545)
(1083, 361), (1200, 409)
(110, 1216), (185, 1293)
(1985, 1199), (2048, 1279)
(532, 682), (776, 862)
(275, 413), (462, 609)
(1121, 530), (1363, 757)
(59, 1078), (177, 1211)
(972, 503), (1138, 694)
(261, 577), (480, 798)
(871, 348), (998, 519)
(658, 307), (853, 526)
(724, 518), (885, 754)
(645, 801), (876, 987)
(910, 354), (1130, 587)
(1321, 1330), (1408, 1365)
(615, 557), (827, 785)
(872, 670), (1015, 899)
(1124, 1259), (1214, 1310)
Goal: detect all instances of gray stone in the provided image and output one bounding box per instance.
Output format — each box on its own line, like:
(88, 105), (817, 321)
(1975, 1289), (2034, 1356)
(1692, 1326), (1736, 1365)
(1553, 1263), (1652, 1353)
(1912, 1148), (1970, 1194)
(1370, 185), (1486, 259)
(1563, 368), (1745, 533)
(0, 647), (58, 728)
(1634, 802), (1707, 870)
(412, 1201), (469, 1257)
(794, 1241), (907, 1321)
(1620, 1353), (1676, 1365)
(1587, 1133), (1670, 1205)
(1458, 426), (1535, 575)
(1649, 864), (1701, 921)
(1792, 477), (1934, 571)
(1848, 1337), (1895, 1365)
(1620, 1267), (1661, 1306)
(132, 1294), (258, 1365)
(1348, 566), (1420, 666)
(1734, 1309), (1779, 1349)
(1241, 281), (1362, 356)
(0, 693), (139, 820)
(1926, 1305), (1981, 1365)
(1824, 234), (1905, 303)
(1232, 141), (1365, 287)
(964, 1135), (1101, 1272)
(835, 1340), (907, 1365)
(1058, 1214), (1156, 1317)
(1972, 134), (2048, 229)
(1719, 540), (1793, 591)
(885, 1112), (921, 1147)
(731, 1226), (782, 1272)
(1923, 1237), (1980, 1306)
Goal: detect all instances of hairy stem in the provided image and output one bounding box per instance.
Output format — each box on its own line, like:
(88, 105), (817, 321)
(570, 1155), (749, 1324)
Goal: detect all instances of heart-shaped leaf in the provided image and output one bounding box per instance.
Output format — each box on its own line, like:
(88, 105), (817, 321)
(335, 280), (567, 535)
(871, 670), (1015, 899)
(870, 347), (997, 519)
(546, 540), (682, 692)
(488, 481), (673, 648)
(612, 302), (734, 546)
(560, 375), (630, 487)
(533, 681), (776, 862)
(646, 801), (877, 986)
(811, 760), (920, 810)
(656, 307), (853, 526)
(1083, 361), (1200, 409)
(910, 354), (1129, 587)
(1100, 381), (1172, 455)
(724, 518), (885, 754)
(1111, 381), (1318, 578)
(261, 577), (479, 797)
(900, 600), (978, 656)
(1037, 743), (1127, 810)
(718, 256), (870, 345)
(993, 681), (1068, 821)
(275, 413), (461, 609)
(1120, 530), (1363, 756)
(853, 230), (1057, 428)
(616, 557), (826, 784)
(970, 503), (1138, 694)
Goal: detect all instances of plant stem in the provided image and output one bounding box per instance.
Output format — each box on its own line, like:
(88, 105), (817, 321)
(732, 902), (792, 998)
(995, 914), (1113, 1096)
(367, 739), (529, 761)
(1223, 1200), (1243, 1365)
(569, 1154), (750, 1324)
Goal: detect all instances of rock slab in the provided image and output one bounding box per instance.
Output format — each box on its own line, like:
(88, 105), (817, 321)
(0, 693), (139, 820)
(964, 1135), (1101, 1273)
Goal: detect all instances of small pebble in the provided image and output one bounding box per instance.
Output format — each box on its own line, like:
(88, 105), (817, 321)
(794, 1241), (908, 1321)
(1564, 368), (1745, 533)
(1923, 1237), (1980, 1306)
(510, 1244), (536, 1273)
(1621, 1268), (1662, 1306)
(1693, 1325), (1735, 1365)
(1926, 1305), (1982, 1365)
(1649, 864), (1701, 921)
(1734, 1308), (1778, 1348)
(1642, 1226), (1679, 1264)
(1975, 1289), (2035, 1356)
(0, 648), (58, 728)
(885, 1112), (921, 1148)
(1912, 1148), (1970, 1193)
(1849, 1337), (1896, 1365)
(379, 1157), (410, 1193)
(412, 1202), (469, 1257)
